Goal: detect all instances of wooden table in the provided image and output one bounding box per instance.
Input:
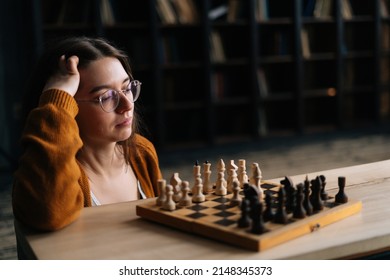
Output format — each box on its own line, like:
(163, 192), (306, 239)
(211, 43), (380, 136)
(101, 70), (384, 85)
(15, 160), (390, 260)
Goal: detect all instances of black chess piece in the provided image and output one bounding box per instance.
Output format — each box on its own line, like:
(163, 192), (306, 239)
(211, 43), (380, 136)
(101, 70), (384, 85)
(263, 192), (274, 222)
(319, 175), (329, 200)
(243, 183), (260, 202)
(293, 183), (306, 219)
(303, 176), (313, 216)
(335, 176), (348, 204)
(280, 176), (296, 213)
(274, 186), (288, 224)
(310, 176), (324, 212)
(250, 200), (267, 234)
(237, 199), (251, 228)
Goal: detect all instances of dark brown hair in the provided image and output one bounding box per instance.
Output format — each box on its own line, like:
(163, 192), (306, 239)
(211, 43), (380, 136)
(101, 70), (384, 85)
(22, 36), (143, 164)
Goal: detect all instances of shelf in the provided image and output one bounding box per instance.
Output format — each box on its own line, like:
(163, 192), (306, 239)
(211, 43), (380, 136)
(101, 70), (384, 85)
(32, 0), (390, 149)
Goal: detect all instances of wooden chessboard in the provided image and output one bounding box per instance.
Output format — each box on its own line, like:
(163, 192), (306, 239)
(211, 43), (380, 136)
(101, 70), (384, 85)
(136, 181), (362, 251)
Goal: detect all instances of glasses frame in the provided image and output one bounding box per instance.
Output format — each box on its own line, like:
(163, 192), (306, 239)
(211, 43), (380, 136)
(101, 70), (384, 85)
(75, 80), (142, 113)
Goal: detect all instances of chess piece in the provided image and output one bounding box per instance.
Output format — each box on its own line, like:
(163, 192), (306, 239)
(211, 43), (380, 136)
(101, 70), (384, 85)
(170, 173), (182, 202)
(293, 183), (306, 219)
(192, 177), (205, 203)
(310, 176), (324, 212)
(335, 176), (348, 204)
(202, 161), (213, 194)
(319, 175), (329, 200)
(227, 168), (238, 193)
(237, 199), (251, 228)
(281, 176), (296, 213)
(217, 158), (226, 173)
(303, 176), (313, 216)
(156, 179), (167, 206)
(178, 180), (192, 207)
(229, 179), (242, 206)
(263, 192), (274, 222)
(250, 200), (267, 234)
(238, 159), (248, 189)
(215, 171), (227, 196)
(162, 184), (176, 211)
(243, 183), (261, 202)
(250, 162), (264, 200)
(192, 161), (201, 192)
(274, 186), (288, 224)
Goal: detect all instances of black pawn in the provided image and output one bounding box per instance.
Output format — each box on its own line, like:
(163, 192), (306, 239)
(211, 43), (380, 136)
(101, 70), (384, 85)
(237, 199), (251, 228)
(303, 176), (313, 216)
(280, 176), (296, 213)
(250, 201), (267, 234)
(274, 186), (288, 224)
(263, 192), (274, 222)
(293, 183), (306, 219)
(310, 176), (324, 212)
(335, 176), (348, 204)
(319, 175), (329, 200)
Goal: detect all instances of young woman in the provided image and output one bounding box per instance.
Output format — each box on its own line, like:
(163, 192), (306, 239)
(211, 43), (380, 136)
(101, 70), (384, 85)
(13, 37), (162, 231)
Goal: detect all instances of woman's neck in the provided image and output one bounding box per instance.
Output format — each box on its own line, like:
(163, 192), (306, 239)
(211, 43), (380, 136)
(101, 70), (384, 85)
(77, 143), (125, 176)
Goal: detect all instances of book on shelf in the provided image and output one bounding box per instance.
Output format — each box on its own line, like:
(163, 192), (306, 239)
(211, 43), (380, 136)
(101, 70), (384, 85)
(382, 24), (390, 50)
(211, 71), (225, 100)
(100, 0), (115, 26)
(340, 0), (353, 20)
(210, 31), (226, 63)
(256, 69), (269, 98)
(209, 3), (228, 21)
(171, 0), (199, 24)
(313, 0), (333, 19)
(301, 28), (311, 59)
(155, 0), (177, 24)
(380, 0), (389, 17)
(381, 59), (389, 84)
(256, 0), (269, 21)
(226, 0), (240, 22)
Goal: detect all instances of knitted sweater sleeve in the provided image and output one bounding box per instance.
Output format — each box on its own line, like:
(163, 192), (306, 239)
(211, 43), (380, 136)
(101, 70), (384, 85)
(130, 134), (162, 198)
(12, 89), (84, 231)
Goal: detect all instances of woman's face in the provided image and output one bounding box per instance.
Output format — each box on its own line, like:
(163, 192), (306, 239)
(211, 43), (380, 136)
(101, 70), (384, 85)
(74, 57), (134, 147)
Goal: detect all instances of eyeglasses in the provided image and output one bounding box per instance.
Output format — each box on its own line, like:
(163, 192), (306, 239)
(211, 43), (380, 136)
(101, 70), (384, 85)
(76, 80), (141, 113)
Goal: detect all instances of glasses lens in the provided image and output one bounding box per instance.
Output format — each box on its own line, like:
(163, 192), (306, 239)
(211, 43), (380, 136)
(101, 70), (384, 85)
(130, 80), (141, 102)
(99, 90), (119, 112)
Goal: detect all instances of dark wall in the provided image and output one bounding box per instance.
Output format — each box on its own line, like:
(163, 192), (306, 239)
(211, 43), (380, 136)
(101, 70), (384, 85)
(0, 0), (42, 175)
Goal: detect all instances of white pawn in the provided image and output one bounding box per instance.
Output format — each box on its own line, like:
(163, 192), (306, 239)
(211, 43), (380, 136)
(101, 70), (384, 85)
(170, 173), (182, 202)
(227, 168), (238, 194)
(203, 161), (213, 194)
(250, 162), (264, 199)
(178, 181), (192, 207)
(162, 184), (176, 211)
(215, 171), (227, 196)
(238, 159), (248, 189)
(192, 177), (205, 203)
(156, 179), (167, 206)
(230, 179), (242, 206)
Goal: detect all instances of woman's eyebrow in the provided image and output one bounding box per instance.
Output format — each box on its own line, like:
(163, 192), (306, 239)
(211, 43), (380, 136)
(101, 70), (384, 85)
(89, 77), (130, 94)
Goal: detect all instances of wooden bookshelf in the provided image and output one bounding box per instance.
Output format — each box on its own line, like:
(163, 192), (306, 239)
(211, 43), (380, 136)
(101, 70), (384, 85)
(31, 0), (390, 149)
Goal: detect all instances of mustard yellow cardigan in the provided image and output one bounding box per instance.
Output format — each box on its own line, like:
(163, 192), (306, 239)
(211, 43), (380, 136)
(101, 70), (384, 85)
(12, 89), (162, 231)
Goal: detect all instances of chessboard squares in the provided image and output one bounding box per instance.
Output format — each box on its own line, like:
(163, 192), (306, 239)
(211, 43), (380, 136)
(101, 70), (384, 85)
(186, 212), (208, 219)
(211, 196), (230, 204)
(213, 210), (236, 218)
(214, 218), (236, 227)
(260, 183), (279, 195)
(189, 204), (208, 211)
(213, 203), (236, 211)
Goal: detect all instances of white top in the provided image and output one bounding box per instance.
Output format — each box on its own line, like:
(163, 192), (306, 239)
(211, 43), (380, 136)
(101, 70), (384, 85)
(91, 180), (145, 206)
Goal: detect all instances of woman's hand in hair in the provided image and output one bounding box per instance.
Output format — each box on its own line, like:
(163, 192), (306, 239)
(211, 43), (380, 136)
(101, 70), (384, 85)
(43, 55), (80, 97)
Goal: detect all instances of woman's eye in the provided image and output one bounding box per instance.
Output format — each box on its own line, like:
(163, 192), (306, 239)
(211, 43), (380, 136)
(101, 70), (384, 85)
(100, 90), (116, 102)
